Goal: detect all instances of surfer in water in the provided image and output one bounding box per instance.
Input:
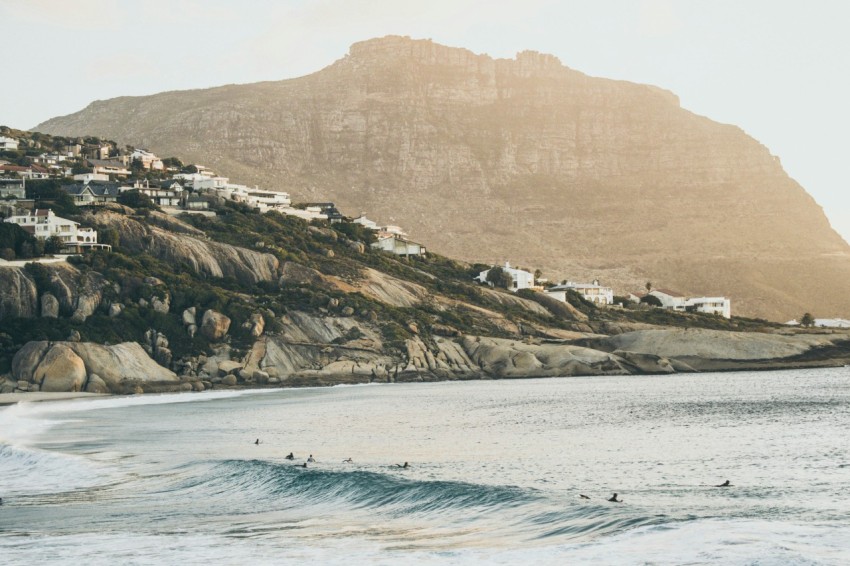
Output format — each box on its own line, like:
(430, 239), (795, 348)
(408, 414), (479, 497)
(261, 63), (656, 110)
(396, 462), (410, 469)
(301, 463), (307, 468)
(579, 494), (591, 500)
(342, 458), (353, 463)
(254, 439), (260, 445)
(715, 480), (732, 487)
(285, 452), (295, 460)
(607, 493), (622, 502)
(307, 454), (316, 463)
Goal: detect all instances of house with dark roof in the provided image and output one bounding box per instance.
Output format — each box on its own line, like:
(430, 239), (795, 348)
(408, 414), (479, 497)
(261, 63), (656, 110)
(61, 182), (121, 205)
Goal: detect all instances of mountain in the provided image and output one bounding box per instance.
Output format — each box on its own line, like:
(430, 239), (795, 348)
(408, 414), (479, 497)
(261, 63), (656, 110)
(35, 35), (850, 321)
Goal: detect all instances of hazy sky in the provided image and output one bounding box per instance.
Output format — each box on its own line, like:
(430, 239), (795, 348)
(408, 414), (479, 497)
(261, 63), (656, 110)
(2, 0), (848, 243)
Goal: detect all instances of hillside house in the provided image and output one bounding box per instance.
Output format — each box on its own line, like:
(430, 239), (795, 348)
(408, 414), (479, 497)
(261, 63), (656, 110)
(302, 202), (346, 223)
(62, 182), (121, 205)
(87, 159), (130, 178)
(244, 189), (291, 212)
(475, 262), (535, 292)
(371, 234), (426, 257)
(0, 136), (19, 151)
(646, 289), (731, 318)
(546, 280), (614, 305)
(130, 149), (164, 170)
(184, 195), (209, 210)
(280, 205), (328, 221)
(4, 209), (109, 251)
(0, 178), (26, 199)
(0, 164), (49, 180)
(352, 215), (379, 230)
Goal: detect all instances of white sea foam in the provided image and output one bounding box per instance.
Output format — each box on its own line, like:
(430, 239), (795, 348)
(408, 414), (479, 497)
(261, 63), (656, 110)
(0, 520), (847, 566)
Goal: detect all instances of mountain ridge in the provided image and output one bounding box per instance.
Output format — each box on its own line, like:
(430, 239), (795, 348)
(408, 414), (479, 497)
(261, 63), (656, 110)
(35, 35), (850, 321)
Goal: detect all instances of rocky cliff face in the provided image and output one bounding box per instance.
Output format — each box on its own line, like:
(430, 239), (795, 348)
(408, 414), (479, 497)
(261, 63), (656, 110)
(96, 212), (280, 285)
(0, 264), (108, 323)
(36, 36), (850, 320)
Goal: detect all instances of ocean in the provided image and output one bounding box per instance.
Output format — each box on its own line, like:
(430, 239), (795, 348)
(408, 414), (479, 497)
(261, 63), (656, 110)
(1, 369), (849, 565)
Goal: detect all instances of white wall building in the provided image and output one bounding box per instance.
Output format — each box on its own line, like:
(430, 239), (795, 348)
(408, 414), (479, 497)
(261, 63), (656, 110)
(475, 262), (535, 292)
(371, 234), (426, 257)
(130, 149), (164, 170)
(648, 289), (732, 318)
(352, 215), (379, 230)
(546, 280), (614, 305)
(0, 178), (25, 199)
(0, 136), (19, 151)
(4, 209), (107, 251)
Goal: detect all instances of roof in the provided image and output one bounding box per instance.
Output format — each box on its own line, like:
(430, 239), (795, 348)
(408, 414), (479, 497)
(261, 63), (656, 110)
(62, 182), (120, 197)
(651, 288), (686, 298)
(87, 159), (128, 169)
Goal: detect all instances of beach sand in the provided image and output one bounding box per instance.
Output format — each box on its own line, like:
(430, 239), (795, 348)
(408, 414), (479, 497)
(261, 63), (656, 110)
(0, 392), (107, 406)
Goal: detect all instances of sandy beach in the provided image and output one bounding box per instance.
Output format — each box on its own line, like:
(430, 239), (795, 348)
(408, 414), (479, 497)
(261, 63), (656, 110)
(0, 392), (107, 406)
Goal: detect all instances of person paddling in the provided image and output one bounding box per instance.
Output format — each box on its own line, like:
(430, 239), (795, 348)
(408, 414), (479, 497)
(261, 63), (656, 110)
(396, 462), (410, 469)
(715, 480), (732, 487)
(285, 452), (295, 460)
(254, 439), (260, 445)
(607, 493), (622, 502)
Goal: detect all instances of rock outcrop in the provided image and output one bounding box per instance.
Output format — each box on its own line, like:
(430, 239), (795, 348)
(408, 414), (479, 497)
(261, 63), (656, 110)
(12, 341), (178, 393)
(0, 264), (107, 322)
(35, 35), (850, 320)
(201, 309), (231, 341)
(0, 267), (38, 320)
(95, 212), (279, 285)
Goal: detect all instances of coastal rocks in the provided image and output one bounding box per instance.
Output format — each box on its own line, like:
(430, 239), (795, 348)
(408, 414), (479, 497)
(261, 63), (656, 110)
(308, 225), (338, 242)
(0, 267), (38, 321)
(278, 261), (326, 287)
(143, 329), (173, 368)
(182, 307), (197, 337)
(201, 309), (231, 341)
(108, 303), (123, 317)
(84, 373), (109, 394)
(92, 212), (280, 286)
(40, 293), (59, 318)
(32, 344), (87, 392)
(151, 295), (170, 314)
(11, 340), (178, 394)
(461, 336), (626, 378)
(241, 313), (265, 337)
(586, 328), (850, 371)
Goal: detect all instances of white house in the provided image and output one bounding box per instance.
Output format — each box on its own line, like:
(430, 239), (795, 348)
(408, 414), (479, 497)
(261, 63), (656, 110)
(4, 209), (108, 251)
(279, 206), (328, 221)
(546, 280), (614, 305)
(87, 159), (131, 178)
(475, 262), (535, 292)
(352, 215), (379, 230)
(647, 289), (732, 318)
(244, 189), (291, 211)
(371, 234), (426, 257)
(0, 136), (19, 151)
(786, 318), (850, 328)
(0, 178), (25, 199)
(130, 149), (164, 170)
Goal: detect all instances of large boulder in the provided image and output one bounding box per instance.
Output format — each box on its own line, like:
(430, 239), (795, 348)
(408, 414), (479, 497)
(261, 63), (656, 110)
(12, 341), (178, 393)
(34, 344), (87, 392)
(242, 313), (265, 338)
(201, 309), (231, 341)
(40, 293), (59, 318)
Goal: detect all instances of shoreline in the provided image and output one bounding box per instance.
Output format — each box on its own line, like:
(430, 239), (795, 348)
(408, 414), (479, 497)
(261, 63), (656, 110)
(0, 391), (107, 407)
(2, 360), (848, 407)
